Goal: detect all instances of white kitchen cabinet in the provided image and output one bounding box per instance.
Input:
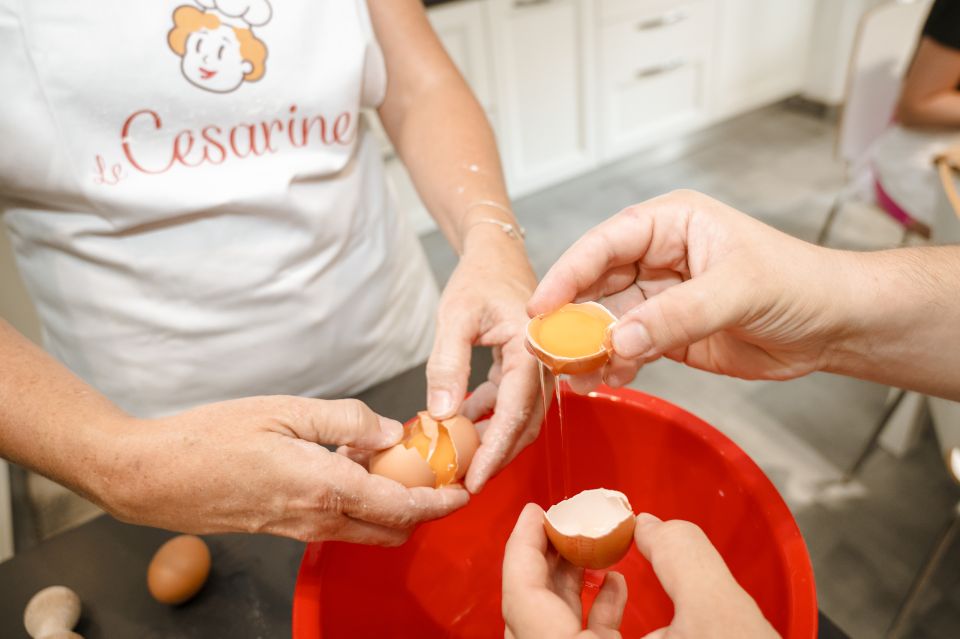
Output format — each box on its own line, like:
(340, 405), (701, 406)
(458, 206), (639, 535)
(596, 0), (716, 161)
(385, 0), (820, 235)
(712, 0), (816, 118)
(488, 0), (597, 196)
(428, 1), (497, 118)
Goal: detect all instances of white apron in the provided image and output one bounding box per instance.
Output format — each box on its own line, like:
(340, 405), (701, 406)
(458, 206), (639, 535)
(0, 0), (438, 417)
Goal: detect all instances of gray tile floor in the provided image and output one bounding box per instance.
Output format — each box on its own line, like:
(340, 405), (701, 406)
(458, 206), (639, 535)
(424, 103), (960, 638)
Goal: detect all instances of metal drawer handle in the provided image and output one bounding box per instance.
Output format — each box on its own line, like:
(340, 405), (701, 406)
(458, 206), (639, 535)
(636, 9), (689, 31)
(635, 59), (686, 79)
(514, 0), (553, 7)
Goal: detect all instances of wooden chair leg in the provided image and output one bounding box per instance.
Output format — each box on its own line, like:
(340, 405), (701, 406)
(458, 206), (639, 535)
(842, 389), (907, 483)
(886, 502), (960, 638)
(817, 194), (845, 246)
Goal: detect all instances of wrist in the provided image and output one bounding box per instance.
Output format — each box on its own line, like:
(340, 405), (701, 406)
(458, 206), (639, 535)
(80, 414), (151, 520)
(817, 249), (898, 376)
(460, 202), (523, 248)
(463, 223), (536, 287)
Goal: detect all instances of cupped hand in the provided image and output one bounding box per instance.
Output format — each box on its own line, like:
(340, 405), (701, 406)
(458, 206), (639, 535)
(427, 228), (544, 493)
(500, 505), (778, 639)
(105, 397), (469, 544)
(528, 190), (848, 393)
(632, 514), (780, 639)
(502, 503), (628, 639)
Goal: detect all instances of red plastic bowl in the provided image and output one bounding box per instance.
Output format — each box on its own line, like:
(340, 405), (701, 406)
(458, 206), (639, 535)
(293, 386), (817, 638)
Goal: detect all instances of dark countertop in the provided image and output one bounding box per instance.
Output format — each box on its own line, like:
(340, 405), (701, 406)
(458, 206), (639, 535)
(0, 349), (848, 638)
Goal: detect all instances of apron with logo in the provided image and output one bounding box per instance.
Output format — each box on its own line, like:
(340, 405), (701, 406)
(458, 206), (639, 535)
(0, 0), (437, 416)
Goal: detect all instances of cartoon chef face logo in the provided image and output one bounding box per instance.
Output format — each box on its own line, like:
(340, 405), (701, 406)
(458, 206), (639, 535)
(167, 0), (271, 93)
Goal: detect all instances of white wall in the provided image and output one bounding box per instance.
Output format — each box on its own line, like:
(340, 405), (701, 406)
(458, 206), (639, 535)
(802, 0), (893, 105)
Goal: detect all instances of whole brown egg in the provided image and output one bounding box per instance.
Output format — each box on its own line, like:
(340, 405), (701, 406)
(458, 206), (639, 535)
(147, 535), (211, 605)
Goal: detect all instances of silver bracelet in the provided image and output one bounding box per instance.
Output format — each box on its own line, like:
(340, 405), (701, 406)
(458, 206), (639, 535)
(464, 200), (526, 240)
(469, 217), (526, 240)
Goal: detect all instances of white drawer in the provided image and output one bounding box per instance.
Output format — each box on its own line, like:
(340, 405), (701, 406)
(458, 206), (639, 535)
(598, 0), (704, 26)
(599, 1), (711, 87)
(601, 60), (704, 158)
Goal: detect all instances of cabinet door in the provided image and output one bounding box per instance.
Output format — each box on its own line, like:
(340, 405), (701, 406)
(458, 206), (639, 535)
(490, 0), (596, 196)
(428, 1), (496, 122)
(712, 0), (816, 117)
(597, 0), (716, 161)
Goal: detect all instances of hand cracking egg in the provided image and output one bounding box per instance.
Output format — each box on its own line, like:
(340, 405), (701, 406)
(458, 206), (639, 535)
(370, 412), (480, 488)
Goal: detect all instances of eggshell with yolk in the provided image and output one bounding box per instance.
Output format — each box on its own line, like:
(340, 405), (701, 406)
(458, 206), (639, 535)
(526, 302), (616, 375)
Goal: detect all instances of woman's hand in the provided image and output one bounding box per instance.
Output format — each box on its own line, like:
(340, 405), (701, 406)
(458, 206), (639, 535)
(501, 504), (779, 639)
(528, 190), (848, 393)
(502, 504), (628, 639)
(369, 0), (545, 491)
(104, 397), (469, 544)
(427, 226), (544, 493)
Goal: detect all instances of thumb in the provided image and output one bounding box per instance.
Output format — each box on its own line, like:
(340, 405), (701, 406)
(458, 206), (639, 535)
(585, 571), (627, 638)
(610, 267), (748, 360)
(284, 397), (403, 450)
(426, 310), (476, 419)
(632, 514), (740, 610)
(632, 514), (781, 639)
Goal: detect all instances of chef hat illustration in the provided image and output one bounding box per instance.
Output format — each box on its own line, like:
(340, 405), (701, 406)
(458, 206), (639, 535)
(196, 0), (272, 29)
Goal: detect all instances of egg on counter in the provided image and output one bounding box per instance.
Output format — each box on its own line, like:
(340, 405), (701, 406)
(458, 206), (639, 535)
(543, 488), (636, 570)
(369, 412), (480, 488)
(147, 535), (211, 605)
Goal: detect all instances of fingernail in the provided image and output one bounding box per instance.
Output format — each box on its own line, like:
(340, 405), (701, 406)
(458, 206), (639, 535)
(466, 465), (487, 494)
(467, 479), (485, 494)
(607, 373), (622, 388)
(613, 322), (653, 358)
(636, 512), (662, 527)
(428, 390), (455, 418)
(441, 487), (471, 506)
(379, 418), (403, 445)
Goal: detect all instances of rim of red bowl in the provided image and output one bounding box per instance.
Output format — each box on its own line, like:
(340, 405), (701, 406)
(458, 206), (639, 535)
(292, 385), (818, 639)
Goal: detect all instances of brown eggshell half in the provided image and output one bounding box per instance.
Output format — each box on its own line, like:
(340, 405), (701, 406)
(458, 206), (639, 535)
(526, 302), (616, 375)
(543, 489), (636, 570)
(412, 411), (481, 484)
(444, 415), (480, 481)
(147, 535), (211, 605)
(369, 443), (436, 489)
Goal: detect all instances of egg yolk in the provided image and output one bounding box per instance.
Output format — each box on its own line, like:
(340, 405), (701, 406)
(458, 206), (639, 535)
(537, 307), (611, 358)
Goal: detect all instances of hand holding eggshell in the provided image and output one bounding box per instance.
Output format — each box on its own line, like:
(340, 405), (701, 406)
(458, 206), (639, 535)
(502, 503), (628, 639)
